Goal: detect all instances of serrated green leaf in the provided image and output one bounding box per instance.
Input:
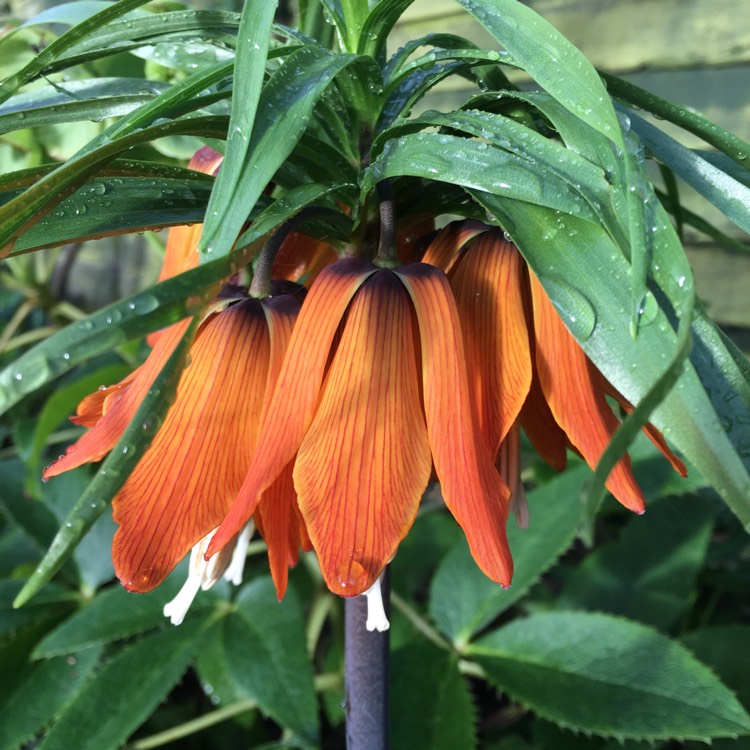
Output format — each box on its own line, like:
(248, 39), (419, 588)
(391, 639), (475, 750)
(429, 463), (588, 646)
(682, 626), (750, 710)
(37, 618), (211, 750)
(558, 495), (715, 628)
(469, 612), (750, 740)
(223, 578), (319, 743)
(0, 646), (101, 750)
(33, 573), (217, 658)
(193, 619), (246, 707)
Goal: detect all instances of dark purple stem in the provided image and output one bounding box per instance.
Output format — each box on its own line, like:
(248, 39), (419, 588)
(345, 569), (390, 750)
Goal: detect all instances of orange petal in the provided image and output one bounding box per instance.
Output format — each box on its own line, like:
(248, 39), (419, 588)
(208, 258), (376, 558)
(293, 270), (433, 596)
(421, 220), (488, 274)
(529, 272), (645, 513)
(397, 263), (513, 587)
(450, 231), (532, 454)
(112, 299), (270, 592)
(518, 371), (569, 471)
(593, 368), (688, 477)
(70, 369), (139, 427)
(43, 318), (192, 478)
(155, 150), (223, 285)
(272, 232), (337, 287)
(255, 461), (299, 600)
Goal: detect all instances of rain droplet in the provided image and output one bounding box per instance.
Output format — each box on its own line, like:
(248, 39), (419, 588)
(539, 276), (597, 341)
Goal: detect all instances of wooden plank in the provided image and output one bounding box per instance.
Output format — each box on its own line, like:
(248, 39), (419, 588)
(396, 0), (750, 72)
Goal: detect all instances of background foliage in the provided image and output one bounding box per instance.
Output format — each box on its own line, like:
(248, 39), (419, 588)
(1, 0), (750, 748)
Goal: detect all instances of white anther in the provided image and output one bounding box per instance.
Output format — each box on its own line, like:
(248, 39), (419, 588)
(362, 573), (390, 632)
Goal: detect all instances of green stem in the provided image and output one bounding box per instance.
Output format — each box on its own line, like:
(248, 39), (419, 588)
(390, 592), (451, 652)
(128, 699), (256, 750)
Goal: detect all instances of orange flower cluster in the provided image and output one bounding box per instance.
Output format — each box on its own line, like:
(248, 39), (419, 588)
(44, 153), (685, 625)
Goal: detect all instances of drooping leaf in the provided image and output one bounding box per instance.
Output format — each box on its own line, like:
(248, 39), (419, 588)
(200, 44), (363, 261)
(13, 318), (199, 608)
(469, 611), (750, 741)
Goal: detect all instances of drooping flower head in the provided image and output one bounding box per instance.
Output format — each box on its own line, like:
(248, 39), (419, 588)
(423, 222), (687, 513)
(44, 291), (306, 608)
(208, 257), (514, 597)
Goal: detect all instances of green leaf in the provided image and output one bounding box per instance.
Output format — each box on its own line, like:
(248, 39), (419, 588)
(365, 132), (597, 219)
(0, 646), (101, 750)
(54, 10), (243, 71)
(359, 0), (416, 57)
(222, 578), (319, 743)
(9, 174), (214, 253)
(0, 115), (228, 254)
(13, 318), (199, 608)
(25, 363), (132, 495)
(469, 612), (750, 741)
(0, 184), (335, 416)
(200, 45), (361, 261)
(558, 495), (715, 628)
(37, 618), (211, 750)
(0, 461), (68, 559)
(682, 626), (750, 710)
(601, 72), (750, 168)
(453, 0), (621, 147)
(42, 469), (116, 592)
(33, 574), (217, 658)
(429, 463), (588, 646)
(0, 78), (171, 135)
(473, 196), (750, 536)
(20, 2), (133, 28)
(0, 0), (155, 105)
(391, 640), (475, 750)
(628, 111), (750, 235)
(390, 510), (462, 601)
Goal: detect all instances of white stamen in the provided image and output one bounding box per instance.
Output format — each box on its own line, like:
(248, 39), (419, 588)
(223, 521), (255, 586)
(163, 575), (202, 626)
(163, 523), (255, 625)
(362, 573), (389, 632)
